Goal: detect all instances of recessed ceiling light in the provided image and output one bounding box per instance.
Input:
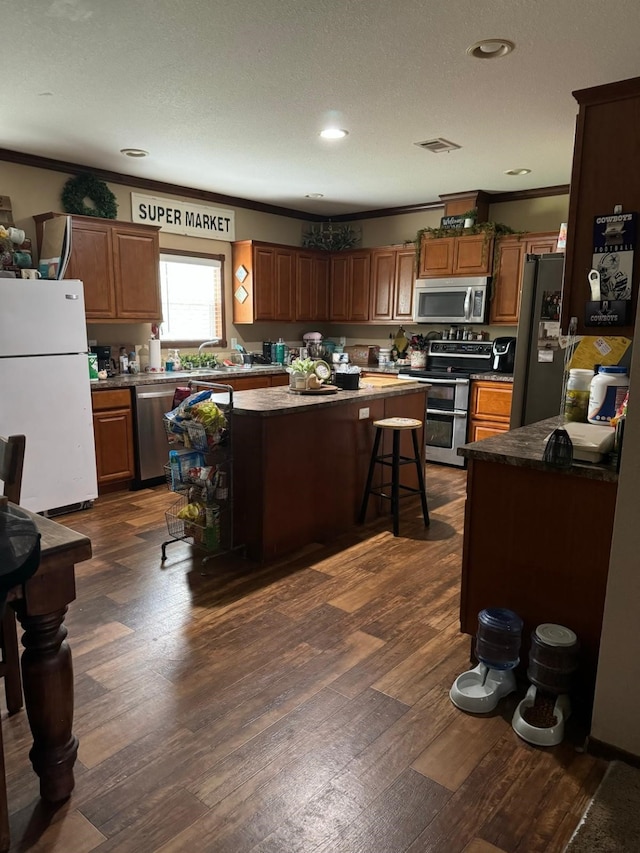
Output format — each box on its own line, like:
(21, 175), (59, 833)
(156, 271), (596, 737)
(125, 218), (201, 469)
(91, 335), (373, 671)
(320, 128), (348, 140)
(305, 193), (324, 199)
(467, 39), (515, 59)
(504, 168), (531, 176)
(120, 148), (149, 158)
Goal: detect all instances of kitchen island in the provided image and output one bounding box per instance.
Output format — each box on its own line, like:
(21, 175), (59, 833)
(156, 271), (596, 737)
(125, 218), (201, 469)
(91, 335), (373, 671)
(229, 380), (428, 561)
(458, 418), (618, 716)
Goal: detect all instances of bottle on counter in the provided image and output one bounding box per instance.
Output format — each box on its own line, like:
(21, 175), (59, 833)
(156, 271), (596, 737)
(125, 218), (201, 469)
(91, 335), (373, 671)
(564, 368), (593, 422)
(587, 366), (629, 425)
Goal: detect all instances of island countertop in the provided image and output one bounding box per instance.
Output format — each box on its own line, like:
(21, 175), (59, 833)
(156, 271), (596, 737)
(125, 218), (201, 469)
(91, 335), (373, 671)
(229, 378), (425, 416)
(458, 416), (618, 482)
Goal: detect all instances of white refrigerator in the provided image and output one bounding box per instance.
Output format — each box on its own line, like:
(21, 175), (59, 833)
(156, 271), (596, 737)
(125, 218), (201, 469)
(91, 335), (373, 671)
(0, 279), (98, 513)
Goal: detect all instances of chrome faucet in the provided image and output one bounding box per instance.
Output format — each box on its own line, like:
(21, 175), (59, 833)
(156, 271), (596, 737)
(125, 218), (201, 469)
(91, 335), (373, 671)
(198, 339), (220, 353)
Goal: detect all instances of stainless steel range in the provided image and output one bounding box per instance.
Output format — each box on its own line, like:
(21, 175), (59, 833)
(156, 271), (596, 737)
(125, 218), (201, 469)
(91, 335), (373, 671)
(398, 340), (493, 466)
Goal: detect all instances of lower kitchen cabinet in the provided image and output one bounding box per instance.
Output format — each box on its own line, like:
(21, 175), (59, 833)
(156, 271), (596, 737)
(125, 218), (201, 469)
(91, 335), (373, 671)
(468, 380), (513, 441)
(92, 389), (135, 488)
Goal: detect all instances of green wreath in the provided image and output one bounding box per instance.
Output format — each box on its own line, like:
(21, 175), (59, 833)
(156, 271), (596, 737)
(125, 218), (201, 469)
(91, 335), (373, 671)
(61, 172), (118, 219)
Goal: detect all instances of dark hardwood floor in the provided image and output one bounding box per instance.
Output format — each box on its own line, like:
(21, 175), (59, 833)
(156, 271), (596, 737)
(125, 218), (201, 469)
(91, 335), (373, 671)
(2, 465), (604, 852)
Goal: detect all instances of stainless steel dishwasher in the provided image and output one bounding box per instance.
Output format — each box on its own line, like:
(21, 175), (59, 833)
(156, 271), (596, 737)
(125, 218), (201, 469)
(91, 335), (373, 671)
(133, 383), (183, 486)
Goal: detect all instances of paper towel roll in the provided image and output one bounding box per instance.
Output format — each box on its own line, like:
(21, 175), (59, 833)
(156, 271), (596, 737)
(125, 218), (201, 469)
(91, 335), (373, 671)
(149, 338), (162, 371)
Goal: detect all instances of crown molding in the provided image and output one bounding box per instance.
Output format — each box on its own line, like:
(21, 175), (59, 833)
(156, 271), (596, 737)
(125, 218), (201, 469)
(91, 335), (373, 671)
(0, 147), (570, 223)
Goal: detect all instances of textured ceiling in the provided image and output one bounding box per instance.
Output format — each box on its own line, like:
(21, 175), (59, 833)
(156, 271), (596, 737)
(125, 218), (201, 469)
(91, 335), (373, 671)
(3, 0), (640, 216)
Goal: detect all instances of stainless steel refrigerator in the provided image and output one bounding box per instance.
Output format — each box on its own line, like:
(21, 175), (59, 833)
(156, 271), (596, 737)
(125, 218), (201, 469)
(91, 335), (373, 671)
(510, 253), (567, 429)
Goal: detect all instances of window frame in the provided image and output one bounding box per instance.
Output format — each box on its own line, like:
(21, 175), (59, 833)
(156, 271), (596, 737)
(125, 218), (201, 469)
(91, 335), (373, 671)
(158, 248), (227, 348)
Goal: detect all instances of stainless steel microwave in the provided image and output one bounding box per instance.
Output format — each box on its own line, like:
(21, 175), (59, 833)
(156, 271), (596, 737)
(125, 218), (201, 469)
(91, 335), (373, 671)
(412, 276), (489, 324)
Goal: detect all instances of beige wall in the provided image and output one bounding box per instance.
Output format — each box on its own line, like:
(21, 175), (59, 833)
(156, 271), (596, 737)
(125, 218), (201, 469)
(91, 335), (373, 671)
(1, 159), (557, 358)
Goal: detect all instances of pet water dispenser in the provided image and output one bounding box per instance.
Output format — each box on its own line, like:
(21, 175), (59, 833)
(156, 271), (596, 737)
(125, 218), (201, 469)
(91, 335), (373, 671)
(450, 608), (523, 713)
(512, 623), (579, 746)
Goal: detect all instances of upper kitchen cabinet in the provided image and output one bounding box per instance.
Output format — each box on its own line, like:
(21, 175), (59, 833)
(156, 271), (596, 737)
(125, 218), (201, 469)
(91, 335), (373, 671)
(418, 233), (493, 278)
(562, 76), (640, 337)
(34, 213), (161, 322)
(295, 251), (330, 322)
(369, 246), (415, 322)
(490, 232), (559, 325)
(232, 240), (295, 323)
(330, 250), (371, 322)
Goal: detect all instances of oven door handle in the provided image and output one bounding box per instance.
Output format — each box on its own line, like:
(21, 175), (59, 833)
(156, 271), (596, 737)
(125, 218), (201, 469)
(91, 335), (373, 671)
(413, 377), (469, 385)
(463, 287), (472, 320)
(427, 408), (467, 417)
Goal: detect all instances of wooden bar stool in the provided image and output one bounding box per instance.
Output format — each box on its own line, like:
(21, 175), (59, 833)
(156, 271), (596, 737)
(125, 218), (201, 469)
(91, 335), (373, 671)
(359, 417), (430, 536)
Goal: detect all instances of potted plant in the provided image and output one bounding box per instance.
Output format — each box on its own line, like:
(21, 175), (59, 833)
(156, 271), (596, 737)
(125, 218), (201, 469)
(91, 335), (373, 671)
(288, 356), (317, 389)
(408, 334), (428, 369)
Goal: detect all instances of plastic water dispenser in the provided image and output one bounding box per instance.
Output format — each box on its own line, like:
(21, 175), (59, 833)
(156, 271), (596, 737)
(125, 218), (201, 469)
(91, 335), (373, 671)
(450, 608), (523, 713)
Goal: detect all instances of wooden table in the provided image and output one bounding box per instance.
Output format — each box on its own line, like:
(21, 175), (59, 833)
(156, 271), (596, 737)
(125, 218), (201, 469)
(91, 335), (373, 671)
(6, 505), (91, 802)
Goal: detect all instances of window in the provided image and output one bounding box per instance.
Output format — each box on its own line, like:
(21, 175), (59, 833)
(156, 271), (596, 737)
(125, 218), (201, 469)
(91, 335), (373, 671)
(159, 251), (225, 345)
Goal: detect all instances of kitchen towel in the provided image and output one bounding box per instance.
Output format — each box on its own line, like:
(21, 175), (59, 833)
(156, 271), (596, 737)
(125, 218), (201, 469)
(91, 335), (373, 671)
(149, 338), (162, 371)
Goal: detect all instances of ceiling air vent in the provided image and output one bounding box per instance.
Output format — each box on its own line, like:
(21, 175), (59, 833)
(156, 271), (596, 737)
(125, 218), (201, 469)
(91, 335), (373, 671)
(414, 138), (461, 154)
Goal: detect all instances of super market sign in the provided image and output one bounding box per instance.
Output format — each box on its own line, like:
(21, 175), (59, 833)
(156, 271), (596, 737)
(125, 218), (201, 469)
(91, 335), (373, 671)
(131, 193), (235, 241)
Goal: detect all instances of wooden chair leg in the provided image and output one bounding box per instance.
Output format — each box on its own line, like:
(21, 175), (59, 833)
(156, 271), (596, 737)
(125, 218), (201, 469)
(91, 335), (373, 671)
(0, 720), (9, 852)
(1, 610), (22, 715)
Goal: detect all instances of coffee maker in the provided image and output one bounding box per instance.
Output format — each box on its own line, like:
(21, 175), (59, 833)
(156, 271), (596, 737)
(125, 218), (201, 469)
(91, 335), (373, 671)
(91, 345), (116, 376)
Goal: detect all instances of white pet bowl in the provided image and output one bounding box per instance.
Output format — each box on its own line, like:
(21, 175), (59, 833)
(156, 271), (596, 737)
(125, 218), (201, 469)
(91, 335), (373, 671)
(450, 663), (517, 713)
(511, 685), (571, 746)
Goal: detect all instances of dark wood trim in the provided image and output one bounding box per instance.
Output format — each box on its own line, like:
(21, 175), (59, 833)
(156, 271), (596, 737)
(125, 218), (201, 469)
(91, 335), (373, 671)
(159, 248), (225, 262)
(0, 147), (324, 222)
(4, 146), (570, 224)
(487, 185), (570, 204)
(573, 75), (640, 106)
(587, 736), (640, 768)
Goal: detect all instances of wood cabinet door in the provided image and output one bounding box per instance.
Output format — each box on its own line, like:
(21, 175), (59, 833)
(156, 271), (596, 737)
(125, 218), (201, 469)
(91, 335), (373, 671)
(490, 236), (526, 325)
(112, 228), (161, 320)
(468, 421), (510, 442)
(253, 246), (276, 320)
(330, 255), (350, 321)
(453, 235), (493, 275)
(66, 220), (116, 319)
(471, 380), (513, 422)
(92, 408), (134, 484)
(369, 249), (396, 320)
(227, 376), (271, 391)
(274, 248), (295, 321)
(349, 253), (371, 321)
(526, 233), (559, 256)
(394, 248), (415, 320)
(295, 252), (314, 321)
(419, 236), (454, 277)
(295, 252), (331, 322)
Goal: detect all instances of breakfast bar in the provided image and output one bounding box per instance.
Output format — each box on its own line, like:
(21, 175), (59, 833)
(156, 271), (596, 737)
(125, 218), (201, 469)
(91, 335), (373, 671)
(458, 418), (618, 714)
(230, 380), (428, 561)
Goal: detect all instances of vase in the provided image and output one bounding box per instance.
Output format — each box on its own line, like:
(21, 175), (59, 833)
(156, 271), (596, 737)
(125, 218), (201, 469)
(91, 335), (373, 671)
(410, 351), (426, 369)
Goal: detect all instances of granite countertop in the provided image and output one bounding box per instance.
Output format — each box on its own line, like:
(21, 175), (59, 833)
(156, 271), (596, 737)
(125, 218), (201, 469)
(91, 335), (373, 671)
(90, 364), (287, 389)
(458, 416), (618, 482)
(471, 372), (514, 383)
(230, 378), (427, 417)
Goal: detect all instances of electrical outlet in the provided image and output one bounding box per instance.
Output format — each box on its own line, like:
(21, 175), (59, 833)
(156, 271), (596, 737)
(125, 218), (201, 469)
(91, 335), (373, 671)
(231, 337), (238, 350)
(359, 407), (370, 420)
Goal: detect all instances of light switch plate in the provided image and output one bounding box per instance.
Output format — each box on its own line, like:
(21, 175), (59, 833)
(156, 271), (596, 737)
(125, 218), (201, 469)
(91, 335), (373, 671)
(359, 407), (370, 420)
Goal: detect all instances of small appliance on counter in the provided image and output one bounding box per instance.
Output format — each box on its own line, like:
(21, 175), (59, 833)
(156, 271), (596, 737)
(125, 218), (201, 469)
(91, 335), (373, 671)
(491, 337), (516, 373)
(90, 345), (117, 376)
